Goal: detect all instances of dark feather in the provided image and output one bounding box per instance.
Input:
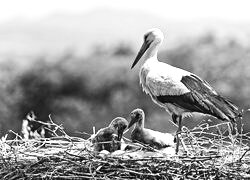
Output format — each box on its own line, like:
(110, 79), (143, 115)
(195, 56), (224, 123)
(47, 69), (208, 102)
(157, 75), (242, 122)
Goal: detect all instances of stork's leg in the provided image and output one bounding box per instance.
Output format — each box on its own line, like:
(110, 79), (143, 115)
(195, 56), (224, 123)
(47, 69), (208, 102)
(172, 113), (178, 144)
(175, 115), (182, 154)
(171, 113), (180, 153)
(174, 115), (189, 154)
(232, 121), (238, 136)
(172, 113), (179, 125)
(228, 121), (238, 144)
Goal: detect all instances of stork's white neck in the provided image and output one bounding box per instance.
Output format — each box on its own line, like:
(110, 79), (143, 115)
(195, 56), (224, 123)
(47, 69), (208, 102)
(143, 41), (162, 65)
(145, 44), (158, 59)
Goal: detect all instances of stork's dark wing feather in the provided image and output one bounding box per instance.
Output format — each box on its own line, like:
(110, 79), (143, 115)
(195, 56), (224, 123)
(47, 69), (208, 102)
(157, 74), (242, 122)
(181, 74), (217, 95)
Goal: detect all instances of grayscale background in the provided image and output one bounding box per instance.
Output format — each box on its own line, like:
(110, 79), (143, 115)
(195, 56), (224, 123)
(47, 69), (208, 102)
(0, 0), (249, 138)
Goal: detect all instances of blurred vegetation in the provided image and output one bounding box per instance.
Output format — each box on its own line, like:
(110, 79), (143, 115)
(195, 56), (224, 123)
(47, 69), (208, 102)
(0, 34), (249, 138)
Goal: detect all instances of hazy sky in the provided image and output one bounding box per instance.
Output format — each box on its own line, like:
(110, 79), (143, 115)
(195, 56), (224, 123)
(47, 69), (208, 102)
(1, 0), (250, 23)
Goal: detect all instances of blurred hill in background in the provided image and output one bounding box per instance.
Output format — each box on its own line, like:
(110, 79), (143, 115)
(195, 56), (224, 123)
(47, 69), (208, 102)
(1, 9), (250, 58)
(0, 9), (249, 138)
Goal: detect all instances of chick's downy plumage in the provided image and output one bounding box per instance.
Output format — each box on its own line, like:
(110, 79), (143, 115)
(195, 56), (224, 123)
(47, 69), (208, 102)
(91, 117), (128, 152)
(128, 108), (175, 149)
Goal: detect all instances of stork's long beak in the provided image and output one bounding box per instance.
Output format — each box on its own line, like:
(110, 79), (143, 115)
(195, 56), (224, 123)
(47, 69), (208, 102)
(127, 116), (137, 129)
(131, 40), (151, 69)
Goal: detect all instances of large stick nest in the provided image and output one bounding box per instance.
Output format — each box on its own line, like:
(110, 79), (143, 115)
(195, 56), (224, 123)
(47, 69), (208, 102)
(1, 118), (250, 179)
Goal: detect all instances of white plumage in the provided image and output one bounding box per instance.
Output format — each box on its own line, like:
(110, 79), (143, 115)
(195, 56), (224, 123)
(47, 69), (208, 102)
(128, 108), (175, 149)
(131, 28), (242, 153)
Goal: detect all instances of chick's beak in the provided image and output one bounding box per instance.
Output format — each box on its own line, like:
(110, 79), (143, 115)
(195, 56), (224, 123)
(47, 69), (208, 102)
(127, 115), (137, 129)
(131, 40), (151, 69)
(117, 129), (123, 141)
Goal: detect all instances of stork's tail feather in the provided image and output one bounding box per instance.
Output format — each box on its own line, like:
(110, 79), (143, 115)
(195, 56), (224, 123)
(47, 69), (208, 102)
(209, 94), (242, 122)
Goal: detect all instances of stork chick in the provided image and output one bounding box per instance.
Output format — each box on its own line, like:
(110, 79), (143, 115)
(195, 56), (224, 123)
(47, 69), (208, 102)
(91, 117), (128, 152)
(128, 108), (175, 149)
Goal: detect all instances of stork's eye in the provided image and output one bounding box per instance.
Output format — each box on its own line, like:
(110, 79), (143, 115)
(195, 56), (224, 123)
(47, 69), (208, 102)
(144, 35), (148, 41)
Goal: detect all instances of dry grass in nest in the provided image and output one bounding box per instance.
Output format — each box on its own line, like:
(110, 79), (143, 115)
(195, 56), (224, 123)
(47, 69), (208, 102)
(0, 117), (250, 179)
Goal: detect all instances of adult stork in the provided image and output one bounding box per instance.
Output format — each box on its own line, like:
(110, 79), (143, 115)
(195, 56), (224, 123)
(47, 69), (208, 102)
(128, 108), (175, 149)
(131, 28), (242, 153)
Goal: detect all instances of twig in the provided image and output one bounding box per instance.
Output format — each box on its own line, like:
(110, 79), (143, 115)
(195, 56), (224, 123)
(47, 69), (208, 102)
(118, 168), (160, 177)
(238, 148), (250, 162)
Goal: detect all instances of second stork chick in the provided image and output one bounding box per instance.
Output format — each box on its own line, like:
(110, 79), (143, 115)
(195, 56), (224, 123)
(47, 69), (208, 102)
(128, 108), (175, 149)
(91, 117), (128, 152)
